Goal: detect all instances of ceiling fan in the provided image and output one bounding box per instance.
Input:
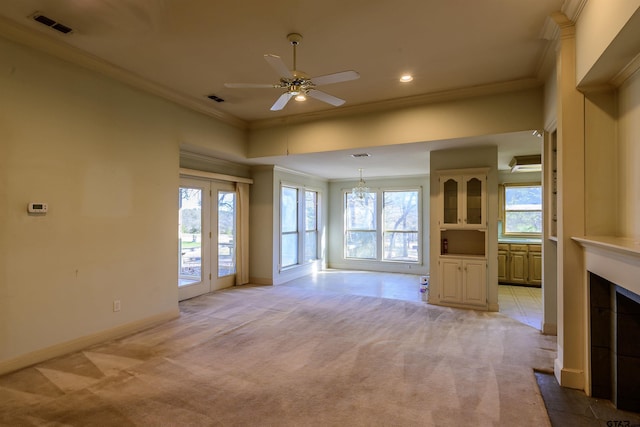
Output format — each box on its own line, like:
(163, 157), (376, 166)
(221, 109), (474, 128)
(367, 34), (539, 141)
(224, 33), (360, 111)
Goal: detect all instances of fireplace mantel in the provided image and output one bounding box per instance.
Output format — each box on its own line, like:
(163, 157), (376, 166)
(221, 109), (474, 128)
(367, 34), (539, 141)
(573, 236), (640, 298)
(575, 236), (640, 412)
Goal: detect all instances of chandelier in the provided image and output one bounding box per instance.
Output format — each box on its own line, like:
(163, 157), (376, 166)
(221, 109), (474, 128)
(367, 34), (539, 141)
(352, 168), (369, 200)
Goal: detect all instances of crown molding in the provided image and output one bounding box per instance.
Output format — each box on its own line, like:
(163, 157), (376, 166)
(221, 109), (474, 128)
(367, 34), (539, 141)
(249, 78), (543, 130)
(0, 15), (248, 130)
(562, 0), (588, 22)
(611, 51), (640, 88)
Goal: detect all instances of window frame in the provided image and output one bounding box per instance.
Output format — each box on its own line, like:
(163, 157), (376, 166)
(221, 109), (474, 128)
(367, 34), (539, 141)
(280, 183), (321, 270)
(344, 190), (378, 260)
(382, 189), (420, 262)
(502, 182), (542, 236)
(343, 187), (421, 263)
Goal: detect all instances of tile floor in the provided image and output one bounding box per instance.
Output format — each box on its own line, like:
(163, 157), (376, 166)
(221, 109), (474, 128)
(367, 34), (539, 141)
(498, 283), (543, 329)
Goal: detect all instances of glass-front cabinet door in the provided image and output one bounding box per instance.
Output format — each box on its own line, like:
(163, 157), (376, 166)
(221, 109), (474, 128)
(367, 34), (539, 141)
(464, 176), (484, 226)
(441, 177), (460, 227)
(439, 172), (486, 229)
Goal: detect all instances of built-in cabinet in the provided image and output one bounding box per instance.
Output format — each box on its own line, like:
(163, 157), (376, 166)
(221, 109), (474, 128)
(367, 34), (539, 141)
(498, 243), (542, 286)
(437, 169), (488, 309)
(440, 173), (486, 229)
(440, 257), (487, 306)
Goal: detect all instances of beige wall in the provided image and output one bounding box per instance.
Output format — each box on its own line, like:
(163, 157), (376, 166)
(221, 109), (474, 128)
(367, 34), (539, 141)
(575, 0), (640, 86)
(248, 87), (544, 159)
(547, 4), (640, 392)
(0, 36), (245, 373)
(618, 69), (640, 238)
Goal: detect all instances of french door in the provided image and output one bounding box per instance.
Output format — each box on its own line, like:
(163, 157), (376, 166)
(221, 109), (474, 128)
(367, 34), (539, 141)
(178, 177), (236, 301)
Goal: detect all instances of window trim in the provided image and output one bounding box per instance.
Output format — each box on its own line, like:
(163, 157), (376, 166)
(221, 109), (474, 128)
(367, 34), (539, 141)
(343, 186), (422, 264)
(280, 182), (321, 271)
(502, 182), (542, 237)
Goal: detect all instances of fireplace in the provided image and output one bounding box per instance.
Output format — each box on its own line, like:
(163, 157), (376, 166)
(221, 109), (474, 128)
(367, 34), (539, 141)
(589, 272), (640, 412)
(574, 236), (640, 413)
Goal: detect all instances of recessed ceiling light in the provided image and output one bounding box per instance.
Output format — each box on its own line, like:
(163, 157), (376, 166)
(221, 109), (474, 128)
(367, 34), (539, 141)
(400, 74), (413, 83)
(295, 94), (307, 102)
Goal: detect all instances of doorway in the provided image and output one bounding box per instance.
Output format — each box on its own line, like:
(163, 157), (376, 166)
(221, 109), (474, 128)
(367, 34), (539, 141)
(178, 177), (236, 301)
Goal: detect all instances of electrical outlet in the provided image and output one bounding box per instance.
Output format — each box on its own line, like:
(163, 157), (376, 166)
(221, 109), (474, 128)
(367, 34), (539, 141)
(113, 300), (121, 312)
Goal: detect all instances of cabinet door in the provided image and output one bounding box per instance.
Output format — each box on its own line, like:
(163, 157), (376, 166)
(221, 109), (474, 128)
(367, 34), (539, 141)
(463, 175), (485, 228)
(528, 251), (542, 286)
(497, 251), (508, 282)
(463, 260), (487, 306)
(440, 258), (462, 303)
(440, 176), (460, 227)
(509, 250), (528, 284)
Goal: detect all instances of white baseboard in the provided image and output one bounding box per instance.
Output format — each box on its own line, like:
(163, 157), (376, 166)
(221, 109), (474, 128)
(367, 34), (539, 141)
(554, 358), (585, 390)
(0, 309), (179, 376)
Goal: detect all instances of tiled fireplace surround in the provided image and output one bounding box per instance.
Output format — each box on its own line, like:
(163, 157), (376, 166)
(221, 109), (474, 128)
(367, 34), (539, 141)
(575, 237), (640, 412)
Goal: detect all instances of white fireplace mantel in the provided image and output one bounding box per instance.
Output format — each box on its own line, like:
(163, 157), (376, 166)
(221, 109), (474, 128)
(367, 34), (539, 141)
(573, 236), (640, 297)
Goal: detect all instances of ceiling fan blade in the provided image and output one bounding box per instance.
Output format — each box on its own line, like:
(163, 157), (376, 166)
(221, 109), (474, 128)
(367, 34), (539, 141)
(224, 83), (278, 88)
(271, 93), (294, 111)
(307, 89), (345, 106)
(264, 54), (293, 79)
(311, 70), (360, 86)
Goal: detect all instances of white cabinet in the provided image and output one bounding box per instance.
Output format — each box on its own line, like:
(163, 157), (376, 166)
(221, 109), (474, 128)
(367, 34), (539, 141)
(435, 168), (489, 310)
(439, 257), (487, 307)
(439, 173), (487, 229)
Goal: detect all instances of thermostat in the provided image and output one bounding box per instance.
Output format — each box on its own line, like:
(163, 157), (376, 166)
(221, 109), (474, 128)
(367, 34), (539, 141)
(28, 202), (48, 213)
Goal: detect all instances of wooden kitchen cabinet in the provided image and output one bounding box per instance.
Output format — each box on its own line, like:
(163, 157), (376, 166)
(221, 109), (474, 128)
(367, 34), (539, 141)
(528, 245), (542, 286)
(498, 243), (542, 287)
(497, 243), (508, 282)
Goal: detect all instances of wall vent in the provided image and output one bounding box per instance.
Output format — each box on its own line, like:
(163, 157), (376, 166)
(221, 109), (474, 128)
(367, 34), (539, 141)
(32, 12), (73, 34)
(207, 94), (225, 103)
(350, 153), (370, 158)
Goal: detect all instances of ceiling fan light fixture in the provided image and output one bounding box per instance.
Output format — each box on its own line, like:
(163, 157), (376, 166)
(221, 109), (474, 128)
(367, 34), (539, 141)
(295, 94), (307, 102)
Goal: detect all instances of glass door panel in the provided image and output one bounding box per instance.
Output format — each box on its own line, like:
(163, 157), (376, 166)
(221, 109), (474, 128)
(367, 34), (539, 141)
(211, 182), (236, 291)
(178, 178), (211, 301)
(465, 177), (482, 225)
(179, 187), (202, 286)
(442, 178), (459, 225)
(217, 190), (236, 278)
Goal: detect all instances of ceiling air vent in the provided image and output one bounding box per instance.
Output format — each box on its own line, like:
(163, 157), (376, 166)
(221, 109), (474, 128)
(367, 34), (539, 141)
(509, 155), (542, 173)
(350, 153), (370, 158)
(31, 12), (73, 34)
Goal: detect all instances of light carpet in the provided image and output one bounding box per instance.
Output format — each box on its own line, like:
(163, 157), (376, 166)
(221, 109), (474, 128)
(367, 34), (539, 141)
(0, 284), (556, 426)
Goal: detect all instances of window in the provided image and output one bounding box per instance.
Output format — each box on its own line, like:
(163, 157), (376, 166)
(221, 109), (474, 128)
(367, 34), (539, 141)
(344, 188), (420, 262)
(383, 190), (419, 262)
(281, 185), (320, 269)
(504, 184), (542, 235)
(304, 190), (318, 262)
(345, 191), (377, 259)
(281, 186), (298, 268)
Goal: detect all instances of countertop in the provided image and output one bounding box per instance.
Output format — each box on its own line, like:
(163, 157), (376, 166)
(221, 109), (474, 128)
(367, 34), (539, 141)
(498, 238), (542, 244)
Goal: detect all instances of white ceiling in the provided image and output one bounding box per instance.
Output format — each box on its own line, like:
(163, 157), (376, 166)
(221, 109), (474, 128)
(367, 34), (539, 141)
(0, 0), (561, 178)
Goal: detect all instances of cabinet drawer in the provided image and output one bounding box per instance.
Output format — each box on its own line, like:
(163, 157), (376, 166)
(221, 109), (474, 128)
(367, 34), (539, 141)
(528, 244), (542, 252)
(509, 244), (528, 252)
(498, 243), (509, 251)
